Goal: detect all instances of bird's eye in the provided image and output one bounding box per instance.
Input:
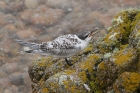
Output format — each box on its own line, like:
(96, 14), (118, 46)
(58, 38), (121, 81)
(84, 32), (90, 38)
(84, 34), (88, 38)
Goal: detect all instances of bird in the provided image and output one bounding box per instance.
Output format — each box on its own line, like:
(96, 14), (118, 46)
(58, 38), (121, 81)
(14, 27), (99, 65)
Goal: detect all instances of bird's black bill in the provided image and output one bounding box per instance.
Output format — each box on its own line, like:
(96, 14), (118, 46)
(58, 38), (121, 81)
(77, 27), (99, 40)
(89, 27), (99, 37)
(65, 58), (73, 66)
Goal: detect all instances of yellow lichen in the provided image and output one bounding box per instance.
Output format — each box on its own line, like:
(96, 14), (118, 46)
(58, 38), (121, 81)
(89, 54), (100, 60)
(63, 80), (69, 90)
(63, 80), (82, 93)
(36, 57), (53, 67)
(71, 86), (76, 93)
(120, 44), (128, 49)
(65, 70), (75, 75)
(71, 55), (80, 64)
(113, 48), (134, 66)
(83, 43), (93, 53)
(41, 88), (49, 93)
(80, 54), (99, 72)
(49, 82), (59, 89)
(78, 71), (87, 82)
(122, 72), (140, 92)
(82, 60), (94, 72)
(100, 9), (140, 54)
(37, 61), (46, 67)
(98, 62), (106, 70)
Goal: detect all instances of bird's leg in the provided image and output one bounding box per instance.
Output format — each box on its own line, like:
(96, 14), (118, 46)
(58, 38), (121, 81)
(25, 49), (33, 53)
(65, 58), (73, 66)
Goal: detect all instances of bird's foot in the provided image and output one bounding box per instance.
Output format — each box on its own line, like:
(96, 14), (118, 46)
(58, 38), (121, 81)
(25, 49), (33, 53)
(65, 58), (73, 66)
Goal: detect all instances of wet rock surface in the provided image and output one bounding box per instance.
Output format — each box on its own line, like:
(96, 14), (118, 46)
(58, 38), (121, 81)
(0, 0), (140, 93)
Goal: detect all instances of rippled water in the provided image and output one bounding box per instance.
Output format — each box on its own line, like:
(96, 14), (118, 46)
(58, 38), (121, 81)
(0, 0), (139, 93)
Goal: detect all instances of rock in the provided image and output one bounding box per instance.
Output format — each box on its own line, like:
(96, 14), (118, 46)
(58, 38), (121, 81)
(0, 78), (11, 90)
(0, 70), (6, 78)
(14, 20), (25, 29)
(39, 71), (88, 93)
(16, 27), (38, 39)
(28, 57), (58, 83)
(0, 1), (7, 13)
(22, 72), (32, 86)
(20, 9), (33, 22)
(0, 13), (15, 26)
(20, 5), (64, 26)
(86, 0), (102, 10)
(11, 85), (18, 93)
(95, 8), (140, 91)
(46, 0), (73, 11)
(3, 0), (10, 3)
(24, 0), (38, 9)
(114, 0), (137, 7)
(0, 36), (20, 57)
(0, 1), (21, 14)
(28, 8), (140, 93)
(2, 63), (19, 74)
(9, 1), (25, 13)
(129, 20), (140, 52)
(114, 72), (140, 93)
(97, 47), (138, 89)
(31, 5), (64, 26)
(3, 88), (13, 93)
(5, 24), (17, 32)
(0, 27), (7, 41)
(9, 72), (24, 86)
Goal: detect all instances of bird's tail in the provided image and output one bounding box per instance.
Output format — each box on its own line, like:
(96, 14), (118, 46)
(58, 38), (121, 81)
(14, 39), (39, 53)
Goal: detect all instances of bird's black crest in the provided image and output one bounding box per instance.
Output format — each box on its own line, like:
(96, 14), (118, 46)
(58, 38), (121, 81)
(77, 31), (90, 40)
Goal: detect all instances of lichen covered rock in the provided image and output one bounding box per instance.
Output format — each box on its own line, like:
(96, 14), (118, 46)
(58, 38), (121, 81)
(114, 72), (140, 93)
(28, 8), (140, 93)
(129, 20), (140, 52)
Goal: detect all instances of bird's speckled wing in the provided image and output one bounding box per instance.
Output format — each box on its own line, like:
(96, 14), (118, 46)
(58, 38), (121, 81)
(39, 34), (82, 57)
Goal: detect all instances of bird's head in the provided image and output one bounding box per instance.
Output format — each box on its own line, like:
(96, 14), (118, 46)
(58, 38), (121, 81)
(77, 27), (99, 42)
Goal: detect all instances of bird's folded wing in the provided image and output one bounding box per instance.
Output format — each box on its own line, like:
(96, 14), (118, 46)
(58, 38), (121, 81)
(54, 34), (81, 49)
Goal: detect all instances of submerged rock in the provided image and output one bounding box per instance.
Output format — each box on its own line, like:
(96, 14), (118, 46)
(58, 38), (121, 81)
(28, 8), (140, 93)
(20, 5), (64, 26)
